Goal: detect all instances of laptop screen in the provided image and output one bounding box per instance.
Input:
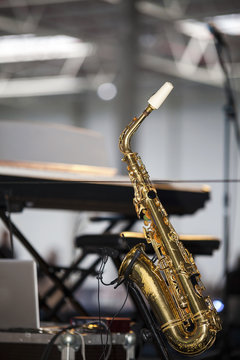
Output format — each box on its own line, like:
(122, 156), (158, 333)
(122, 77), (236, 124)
(0, 259), (40, 330)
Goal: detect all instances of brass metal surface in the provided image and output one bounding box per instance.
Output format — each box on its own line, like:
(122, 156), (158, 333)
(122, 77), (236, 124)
(118, 98), (221, 355)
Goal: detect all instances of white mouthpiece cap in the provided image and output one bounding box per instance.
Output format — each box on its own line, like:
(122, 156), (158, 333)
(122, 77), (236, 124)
(148, 82), (173, 109)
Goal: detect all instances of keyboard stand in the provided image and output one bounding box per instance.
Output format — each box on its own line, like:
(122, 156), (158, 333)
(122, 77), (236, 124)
(0, 209), (88, 319)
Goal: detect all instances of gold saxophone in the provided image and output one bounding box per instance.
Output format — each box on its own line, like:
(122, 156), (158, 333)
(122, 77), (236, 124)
(118, 83), (221, 355)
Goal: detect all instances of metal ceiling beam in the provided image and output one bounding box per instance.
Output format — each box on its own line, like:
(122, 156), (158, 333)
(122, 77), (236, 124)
(140, 54), (224, 87)
(0, 74), (112, 97)
(136, 0), (190, 20)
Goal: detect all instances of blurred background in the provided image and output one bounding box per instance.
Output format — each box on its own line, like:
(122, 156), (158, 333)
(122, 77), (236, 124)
(0, 0), (240, 358)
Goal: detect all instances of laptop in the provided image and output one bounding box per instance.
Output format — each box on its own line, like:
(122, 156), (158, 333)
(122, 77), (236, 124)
(0, 259), (40, 330)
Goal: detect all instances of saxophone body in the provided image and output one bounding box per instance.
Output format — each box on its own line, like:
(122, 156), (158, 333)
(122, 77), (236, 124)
(118, 83), (221, 355)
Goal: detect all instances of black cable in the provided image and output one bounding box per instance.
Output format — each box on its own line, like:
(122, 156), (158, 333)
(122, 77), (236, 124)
(108, 283), (129, 328)
(40, 324), (80, 360)
(45, 255), (114, 360)
(84, 320), (112, 360)
(96, 252), (120, 358)
(96, 252), (130, 360)
(97, 251), (118, 287)
(98, 284), (130, 360)
(97, 255), (109, 359)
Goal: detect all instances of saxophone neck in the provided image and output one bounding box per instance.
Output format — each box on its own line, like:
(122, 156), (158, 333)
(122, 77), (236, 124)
(119, 105), (153, 155)
(119, 82), (174, 155)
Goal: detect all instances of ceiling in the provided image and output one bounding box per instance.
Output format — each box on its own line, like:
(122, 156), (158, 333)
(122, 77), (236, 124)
(0, 0), (239, 98)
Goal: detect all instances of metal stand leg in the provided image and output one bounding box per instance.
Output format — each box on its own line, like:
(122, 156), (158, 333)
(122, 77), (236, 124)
(46, 256), (102, 320)
(58, 332), (82, 360)
(127, 281), (171, 360)
(41, 253), (88, 300)
(0, 210), (88, 317)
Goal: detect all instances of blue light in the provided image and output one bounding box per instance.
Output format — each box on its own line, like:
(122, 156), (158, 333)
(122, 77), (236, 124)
(213, 299), (224, 313)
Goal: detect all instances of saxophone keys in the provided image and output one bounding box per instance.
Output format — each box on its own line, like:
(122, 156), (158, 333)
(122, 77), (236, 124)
(179, 298), (188, 309)
(142, 210), (151, 221)
(157, 257), (169, 271)
(168, 230), (178, 241)
(163, 216), (169, 225)
(143, 228), (152, 244)
(205, 296), (216, 311)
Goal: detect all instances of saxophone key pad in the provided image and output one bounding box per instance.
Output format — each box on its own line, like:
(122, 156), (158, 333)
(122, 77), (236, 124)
(168, 230), (178, 241)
